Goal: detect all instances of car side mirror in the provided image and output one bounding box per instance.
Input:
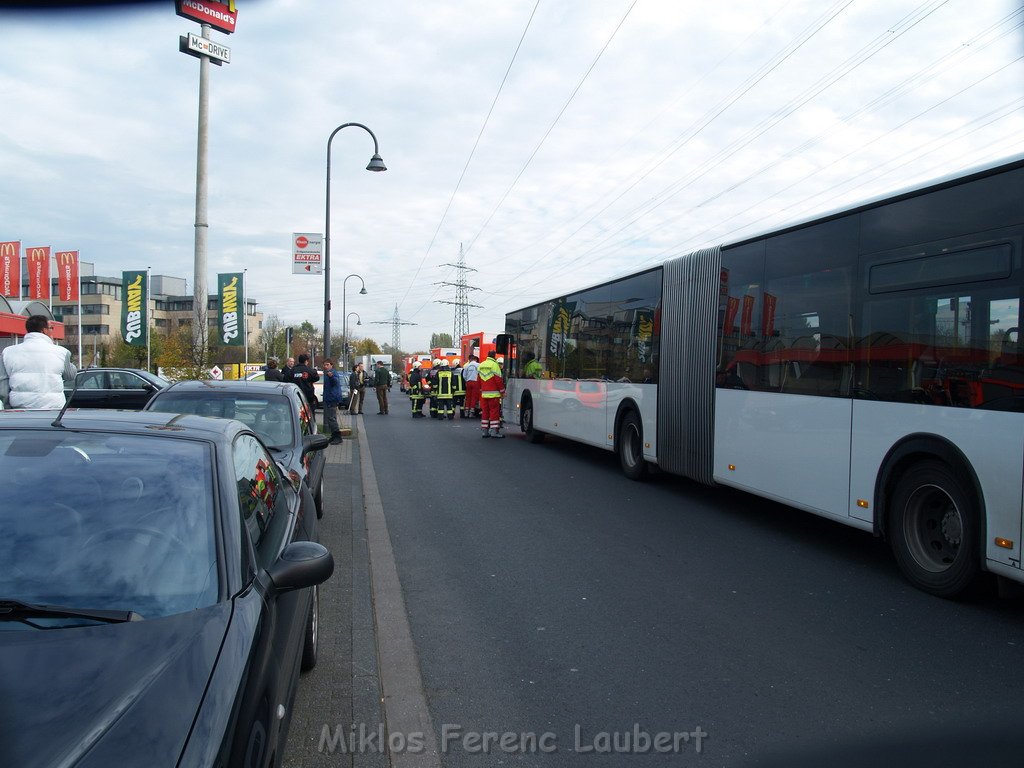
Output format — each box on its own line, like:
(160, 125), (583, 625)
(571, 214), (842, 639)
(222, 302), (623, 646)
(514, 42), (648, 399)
(495, 334), (512, 354)
(266, 541), (334, 593)
(302, 433), (330, 456)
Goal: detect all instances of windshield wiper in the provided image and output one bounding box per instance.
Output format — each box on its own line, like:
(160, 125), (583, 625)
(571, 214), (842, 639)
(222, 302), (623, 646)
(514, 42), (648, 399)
(0, 599), (143, 625)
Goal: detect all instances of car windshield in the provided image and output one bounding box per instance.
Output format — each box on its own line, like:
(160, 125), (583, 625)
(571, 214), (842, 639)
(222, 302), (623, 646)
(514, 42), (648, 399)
(149, 393), (295, 448)
(0, 431), (218, 621)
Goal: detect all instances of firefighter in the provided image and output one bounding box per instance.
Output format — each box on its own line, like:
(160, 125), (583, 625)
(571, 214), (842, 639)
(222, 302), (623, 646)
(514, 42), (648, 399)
(424, 361), (438, 418)
(409, 361), (426, 417)
(478, 351), (505, 438)
(450, 359), (465, 418)
(427, 359), (442, 418)
(433, 358), (454, 419)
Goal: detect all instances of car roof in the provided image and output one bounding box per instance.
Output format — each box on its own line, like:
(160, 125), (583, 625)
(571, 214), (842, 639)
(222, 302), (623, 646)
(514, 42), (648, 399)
(0, 407), (248, 441)
(157, 379), (298, 396)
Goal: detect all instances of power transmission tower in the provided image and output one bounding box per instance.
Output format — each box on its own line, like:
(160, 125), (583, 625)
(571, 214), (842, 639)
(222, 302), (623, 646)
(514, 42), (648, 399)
(435, 242), (482, 342)
(372, 304), (417, 352)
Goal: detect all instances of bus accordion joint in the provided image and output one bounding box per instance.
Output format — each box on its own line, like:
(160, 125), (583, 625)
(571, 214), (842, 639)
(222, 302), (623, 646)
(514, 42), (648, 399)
(857, 499), (870, 509)
(995, 537), (1015, 550)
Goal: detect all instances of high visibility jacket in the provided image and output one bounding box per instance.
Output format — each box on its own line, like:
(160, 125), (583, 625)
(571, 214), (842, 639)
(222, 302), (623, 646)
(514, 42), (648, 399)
(436, 368), (453, 399)
(450, 367), (465, 396)
(478, 358), (504, 399)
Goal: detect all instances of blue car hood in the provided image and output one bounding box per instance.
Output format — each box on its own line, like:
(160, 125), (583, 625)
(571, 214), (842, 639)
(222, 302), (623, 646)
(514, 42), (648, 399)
(0, 602), (232, 768)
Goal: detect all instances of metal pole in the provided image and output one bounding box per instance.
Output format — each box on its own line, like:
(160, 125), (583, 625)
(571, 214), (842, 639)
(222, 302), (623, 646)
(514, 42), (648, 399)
(146, 267), (151, 372)
(76, 264), (82, 368)
(323, 122), (383, 360)
(243, 268), (248, 367)
(192, 23), (211, 369)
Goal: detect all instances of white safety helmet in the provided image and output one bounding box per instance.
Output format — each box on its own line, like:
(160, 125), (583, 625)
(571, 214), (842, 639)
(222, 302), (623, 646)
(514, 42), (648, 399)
(413, 361), (421, 368)
(434, 358), (443, 366)
(451, 359), (460, 367)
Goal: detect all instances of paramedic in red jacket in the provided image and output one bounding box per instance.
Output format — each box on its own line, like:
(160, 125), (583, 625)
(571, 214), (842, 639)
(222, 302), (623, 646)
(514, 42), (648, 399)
(477, 351), (505, 438)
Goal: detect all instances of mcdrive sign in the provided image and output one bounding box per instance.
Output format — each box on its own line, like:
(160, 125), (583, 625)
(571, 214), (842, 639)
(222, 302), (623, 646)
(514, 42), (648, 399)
(175, 0), (237, 35)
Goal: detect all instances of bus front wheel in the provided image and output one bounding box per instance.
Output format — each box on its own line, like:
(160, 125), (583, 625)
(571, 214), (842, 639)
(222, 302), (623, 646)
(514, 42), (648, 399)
(618, 411), (647, 481)
(889, 461), (980, 598)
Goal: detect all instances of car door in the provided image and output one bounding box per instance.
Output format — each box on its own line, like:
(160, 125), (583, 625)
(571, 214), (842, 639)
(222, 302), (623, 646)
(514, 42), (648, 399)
(67, 370), (110, 408)
(105, 370), (157, 409)
(296, 391), (325, 491)
(231, 432), (309, 766)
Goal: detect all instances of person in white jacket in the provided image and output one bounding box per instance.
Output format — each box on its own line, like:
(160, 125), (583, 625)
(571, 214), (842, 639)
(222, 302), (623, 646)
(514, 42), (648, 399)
(0, 315), (77, 409)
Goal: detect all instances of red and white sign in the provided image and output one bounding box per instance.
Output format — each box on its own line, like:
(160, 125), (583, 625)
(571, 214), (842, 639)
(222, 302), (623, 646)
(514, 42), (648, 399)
(26, 246), (50, 301)
(57, 250), (79, 302)
(292, 232), (323, 275)
(175, 0), (238, 35)
(0, 241), (19, 299)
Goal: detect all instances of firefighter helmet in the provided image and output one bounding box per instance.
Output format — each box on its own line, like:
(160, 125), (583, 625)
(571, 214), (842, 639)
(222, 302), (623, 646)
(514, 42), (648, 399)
(413, 361), (421, 368)
(434, 358), (443, 366)
(451, 359), (460, 367)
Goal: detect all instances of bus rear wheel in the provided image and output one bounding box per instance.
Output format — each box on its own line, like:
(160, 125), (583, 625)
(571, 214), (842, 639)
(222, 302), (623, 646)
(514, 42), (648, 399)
(889, 461), (980, 598)
(618, 411), (647, 481)
(521, 396), (544, 444)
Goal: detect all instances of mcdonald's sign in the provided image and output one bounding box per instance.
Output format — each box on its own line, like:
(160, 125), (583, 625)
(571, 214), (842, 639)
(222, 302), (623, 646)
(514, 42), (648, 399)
(27, 246), (50, 301)
(57, 251), (79, 302)
(0, 241), (19, 299)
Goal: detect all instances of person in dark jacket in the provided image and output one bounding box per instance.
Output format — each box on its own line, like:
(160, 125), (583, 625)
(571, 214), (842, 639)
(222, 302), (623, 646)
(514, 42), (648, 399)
(290, 354), (320, 424)
(264, 358), (283, 382)
(281, 356), (296, 381)
(321, 358), (344, 443)
(373, 360), (390, 414)
(348, 362), (368, 415)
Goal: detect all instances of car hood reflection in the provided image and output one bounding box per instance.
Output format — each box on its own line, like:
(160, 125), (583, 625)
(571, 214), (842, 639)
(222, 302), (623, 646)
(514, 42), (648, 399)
(0, 602), (232, 768)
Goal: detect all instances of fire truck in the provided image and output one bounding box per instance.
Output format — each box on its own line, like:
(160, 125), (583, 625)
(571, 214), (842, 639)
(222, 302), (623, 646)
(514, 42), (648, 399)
(460, 332), (499, 364)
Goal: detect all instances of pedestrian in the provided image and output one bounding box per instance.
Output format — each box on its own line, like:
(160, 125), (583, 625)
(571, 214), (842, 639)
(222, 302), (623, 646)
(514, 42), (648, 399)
(281, 356), (296, 381)
(290, 353), (320, 425)
(477, 351), (505, 438)
(450, 358), (465, 416)
(428, 359), (442, 418)
(321, 359), (344, 444)
(408, 361), (426, 417)
(264, 358), (283, 382)
(522, 351), (543, 378)
(0, 315), (77, 409)
(462, 354), (480, 418)
(373, 360), (390, 414)
(348, 362), (368, 415)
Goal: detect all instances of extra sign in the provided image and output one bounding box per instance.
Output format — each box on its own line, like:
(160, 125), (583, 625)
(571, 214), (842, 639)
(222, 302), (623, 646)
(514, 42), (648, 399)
(292, 233), (323, 275)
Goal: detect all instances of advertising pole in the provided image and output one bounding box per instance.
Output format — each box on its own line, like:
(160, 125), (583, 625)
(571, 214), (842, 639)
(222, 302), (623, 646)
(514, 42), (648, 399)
(243, 268), (248, 367)
(192, 23), (211, 368)
(147, 267), (152, 372)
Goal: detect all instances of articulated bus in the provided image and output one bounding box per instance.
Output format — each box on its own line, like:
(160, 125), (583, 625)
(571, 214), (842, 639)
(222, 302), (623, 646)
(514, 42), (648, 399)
(498, 155), (1024, 598)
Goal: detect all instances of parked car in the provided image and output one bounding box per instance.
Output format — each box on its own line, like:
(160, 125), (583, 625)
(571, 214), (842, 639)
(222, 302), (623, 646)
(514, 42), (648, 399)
(64, 367), (169, 410)
(145, 379), (329, 517)
(0, 408), (333, 768)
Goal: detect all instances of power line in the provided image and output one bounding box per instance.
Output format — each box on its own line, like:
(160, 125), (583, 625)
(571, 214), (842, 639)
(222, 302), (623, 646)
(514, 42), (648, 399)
(434, 243), (482, 342)
(371, 303), (417, 352)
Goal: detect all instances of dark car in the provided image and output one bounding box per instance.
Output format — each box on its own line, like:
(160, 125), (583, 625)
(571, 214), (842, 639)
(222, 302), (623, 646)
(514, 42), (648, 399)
(64, 367), (169, 410)
(145, 379), (329, 517)
(0, 408), (332, 768)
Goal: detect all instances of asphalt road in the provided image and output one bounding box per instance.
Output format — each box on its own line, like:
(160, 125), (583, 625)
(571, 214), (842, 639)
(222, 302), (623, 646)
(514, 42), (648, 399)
(287, 392), (1024, 767)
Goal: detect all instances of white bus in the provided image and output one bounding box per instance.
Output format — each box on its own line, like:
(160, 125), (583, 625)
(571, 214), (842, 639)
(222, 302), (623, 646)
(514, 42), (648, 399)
(499, 155), (1024, 598)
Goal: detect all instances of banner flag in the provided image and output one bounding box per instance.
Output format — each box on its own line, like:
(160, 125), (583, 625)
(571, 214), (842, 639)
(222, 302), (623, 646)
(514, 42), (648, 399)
(0, 241), (19, 298)
(26, 246), (50, 300)
(121, 270), (148, 346)
(56, 251), (79, 302)
(217, 272), (245, 347)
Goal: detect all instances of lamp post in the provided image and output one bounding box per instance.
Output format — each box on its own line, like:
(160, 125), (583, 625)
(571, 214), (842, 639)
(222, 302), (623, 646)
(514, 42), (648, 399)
(345, 311), (362, 368)
(323, 122), (386, 360)
(341, 275), (366, 370)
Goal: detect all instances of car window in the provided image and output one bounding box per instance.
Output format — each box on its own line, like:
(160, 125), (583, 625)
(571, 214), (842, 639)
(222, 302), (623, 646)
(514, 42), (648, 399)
(150, 393), (295, 448)
(297, 394), (313, 437)
(0, 431), (219, 621)
(108, 371), (145, 389)
(232, 433), (291, 569)
(77, 371), (106, 389)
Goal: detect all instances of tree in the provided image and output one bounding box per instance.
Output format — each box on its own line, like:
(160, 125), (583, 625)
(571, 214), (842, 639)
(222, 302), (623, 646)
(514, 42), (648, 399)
(108, 333), (163, 372)
(259, 314), (285, 361)
(430, 332), (453, 348)
(352, 338), (382, 356)
(157, 325), (214, 380)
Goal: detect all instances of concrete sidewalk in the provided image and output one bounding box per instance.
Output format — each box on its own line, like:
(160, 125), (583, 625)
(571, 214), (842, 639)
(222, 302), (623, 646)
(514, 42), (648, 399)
(284, 411), (387, 768)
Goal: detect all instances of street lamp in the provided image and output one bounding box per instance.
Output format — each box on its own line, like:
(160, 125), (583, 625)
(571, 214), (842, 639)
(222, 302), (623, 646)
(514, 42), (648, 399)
(341, 275), (366, 370)
(345, 311), (362, 368)
(323, 122), (386, 360)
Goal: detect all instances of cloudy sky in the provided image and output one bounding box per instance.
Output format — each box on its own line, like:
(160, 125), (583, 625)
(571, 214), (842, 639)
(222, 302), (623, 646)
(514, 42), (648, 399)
(2, 0), (1022, 352)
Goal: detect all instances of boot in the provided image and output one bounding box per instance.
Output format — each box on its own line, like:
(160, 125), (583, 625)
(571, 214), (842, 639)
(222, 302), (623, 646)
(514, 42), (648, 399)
(489, 428), (504, 439)
(329, 432), (343, 445)
(481, 429), (490, 438)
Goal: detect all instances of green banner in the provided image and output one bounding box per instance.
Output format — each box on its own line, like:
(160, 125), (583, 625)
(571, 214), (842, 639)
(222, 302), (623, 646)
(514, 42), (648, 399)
(218, 272), (245, 347)
(121, 270), (147, 346)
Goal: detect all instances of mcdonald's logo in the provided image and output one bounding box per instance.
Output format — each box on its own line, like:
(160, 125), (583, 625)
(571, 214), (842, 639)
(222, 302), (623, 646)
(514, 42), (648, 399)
(27, 247), (48, 262)
(0, 240), (18, 298)
(0, 242), (16, 258)
(58, 251), (77, 266)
